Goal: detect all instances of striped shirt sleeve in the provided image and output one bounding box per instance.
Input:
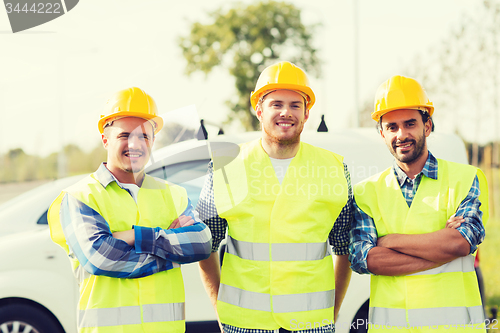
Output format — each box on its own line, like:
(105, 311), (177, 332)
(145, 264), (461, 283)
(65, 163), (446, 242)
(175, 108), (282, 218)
(455, 175), (485, 254)
(60, 193), (211, 278)
(348, 175), (485, 275)
(348, 198), (377, 275)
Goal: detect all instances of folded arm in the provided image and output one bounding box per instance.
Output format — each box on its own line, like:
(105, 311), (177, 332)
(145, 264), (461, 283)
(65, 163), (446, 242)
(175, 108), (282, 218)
(375, 175), (484, 264)
(376, 228), (469, 264)
(349, 199), (440, 276)
(61, 193), (175, 278)
(113, 198), (212, 264)
(61, 194), (211, 278)
(367, 247), (443, 276)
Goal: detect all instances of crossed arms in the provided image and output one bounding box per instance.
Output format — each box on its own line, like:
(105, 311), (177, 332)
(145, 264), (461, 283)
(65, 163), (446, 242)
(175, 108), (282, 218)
(60, 193), (212, 279)
(366, 217), (470, 276)
(349, 176), (485, 276)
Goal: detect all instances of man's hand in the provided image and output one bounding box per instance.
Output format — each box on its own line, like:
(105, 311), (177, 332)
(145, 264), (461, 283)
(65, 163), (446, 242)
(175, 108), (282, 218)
(169, 215), (194, 229)
(446, 215), (465, 229)
(112, 215), (194, 246)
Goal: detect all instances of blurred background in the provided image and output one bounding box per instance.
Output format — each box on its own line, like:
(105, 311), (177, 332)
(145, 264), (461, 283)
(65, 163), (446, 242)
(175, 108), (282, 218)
(0, 0), (499, 317)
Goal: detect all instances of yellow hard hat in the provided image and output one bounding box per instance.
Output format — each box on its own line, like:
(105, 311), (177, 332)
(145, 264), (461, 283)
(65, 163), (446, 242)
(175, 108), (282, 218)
(250, 61), (315, 110)
(98, 87), (164, 134)
(372, 75), (434, 122)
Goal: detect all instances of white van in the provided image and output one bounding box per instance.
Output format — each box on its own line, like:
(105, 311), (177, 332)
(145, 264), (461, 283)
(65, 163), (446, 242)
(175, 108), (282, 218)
(0, 128), (469, 333)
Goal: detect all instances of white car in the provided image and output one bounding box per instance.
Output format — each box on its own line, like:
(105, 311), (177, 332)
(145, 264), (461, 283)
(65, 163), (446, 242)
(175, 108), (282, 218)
(0, 128), (469, 333)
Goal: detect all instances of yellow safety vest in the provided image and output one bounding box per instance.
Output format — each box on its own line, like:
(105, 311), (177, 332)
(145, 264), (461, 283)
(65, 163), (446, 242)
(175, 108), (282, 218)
(354, 158), (489, 332)
(49, 173), (187, 333)
(213, 139), (348, 330)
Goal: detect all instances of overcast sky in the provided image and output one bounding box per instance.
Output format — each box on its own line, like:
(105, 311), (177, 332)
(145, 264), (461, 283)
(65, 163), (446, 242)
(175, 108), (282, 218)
(0, 0), (480, 156)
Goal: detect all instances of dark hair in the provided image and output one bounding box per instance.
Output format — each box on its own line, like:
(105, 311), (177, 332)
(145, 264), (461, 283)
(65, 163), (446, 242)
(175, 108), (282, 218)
(377, 110), (434, 132)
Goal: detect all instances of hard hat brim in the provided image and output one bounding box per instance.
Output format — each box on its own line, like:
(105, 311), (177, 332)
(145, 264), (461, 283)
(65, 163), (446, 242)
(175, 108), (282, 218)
(98, 112), (164, 134)
(372, 105), (435, 122)
(250, 84), (316, 110)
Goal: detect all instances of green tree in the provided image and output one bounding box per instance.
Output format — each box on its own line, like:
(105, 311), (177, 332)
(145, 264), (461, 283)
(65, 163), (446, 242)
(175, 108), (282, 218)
(0, 142), (107, 183)
(400, 0), (500, 166)
(179, 0), (321, 130)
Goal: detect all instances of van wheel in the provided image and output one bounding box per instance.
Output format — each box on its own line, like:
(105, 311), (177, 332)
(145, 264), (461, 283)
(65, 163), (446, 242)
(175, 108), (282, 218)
(0, 303), (64, 333)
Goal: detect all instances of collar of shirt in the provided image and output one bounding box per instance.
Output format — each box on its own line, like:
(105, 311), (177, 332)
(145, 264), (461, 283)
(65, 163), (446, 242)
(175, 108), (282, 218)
(94, 163), (141, 190)
(94, 164), (147, 203)
(94, 163), (117, 188)
(392, 151), (438, 186)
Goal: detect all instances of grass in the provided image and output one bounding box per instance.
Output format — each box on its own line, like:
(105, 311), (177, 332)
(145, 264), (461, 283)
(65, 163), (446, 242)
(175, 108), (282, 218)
(480, 166), (500, 317)
(481, 216), (500, 313)
(478, 165), (500, 320)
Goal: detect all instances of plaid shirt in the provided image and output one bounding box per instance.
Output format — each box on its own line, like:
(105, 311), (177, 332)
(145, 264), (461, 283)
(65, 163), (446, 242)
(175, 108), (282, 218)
(59, 163), (212, 279)
(196, 161), (353, 255)
(349, 152), (485, 275)
(197, 157), (350, 333)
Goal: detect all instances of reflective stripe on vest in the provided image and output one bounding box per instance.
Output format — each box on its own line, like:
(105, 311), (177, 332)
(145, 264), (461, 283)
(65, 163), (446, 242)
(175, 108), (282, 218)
(355, 160), (487, 331)
(78, 306), (141, 327)
(226, 236), (332, 261)
(369, 307), (406, 327)
(49, 173), (188, 331)
(219, 284), (271, 312)
(370, 305), (485, 326)
(214, 140), (347, 329)
(408, 255), (475, 276)
(78, 303), (185, 328)
(218, 284), (334, 313)
(273, 289), (335, 313)
(143, 303), (185, 323)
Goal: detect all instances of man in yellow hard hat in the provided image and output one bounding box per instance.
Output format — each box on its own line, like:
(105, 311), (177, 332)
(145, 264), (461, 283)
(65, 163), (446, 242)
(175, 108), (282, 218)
(196, 61), (353, 332)
(48, 87), (212, 332)
(349, 75), (489, 332)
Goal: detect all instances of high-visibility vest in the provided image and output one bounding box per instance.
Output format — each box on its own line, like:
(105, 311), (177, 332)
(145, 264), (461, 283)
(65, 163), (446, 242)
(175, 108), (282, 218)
(213, 139), (348, 330)
(354, 158), (489, 332)
(49, 173), (187, 333)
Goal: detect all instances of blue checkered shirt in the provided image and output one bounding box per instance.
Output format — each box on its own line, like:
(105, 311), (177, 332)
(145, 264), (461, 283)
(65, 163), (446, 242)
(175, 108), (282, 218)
(349, 152), (485, 275)
(196, 161), (353, 255)
(59, 163), (212, 279)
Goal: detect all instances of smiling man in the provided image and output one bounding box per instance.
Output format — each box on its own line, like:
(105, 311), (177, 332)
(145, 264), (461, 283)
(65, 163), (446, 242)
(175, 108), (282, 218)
(196, 61), (353, 333)
(349, 75), (489, 332)
(48, 87), (212, 333)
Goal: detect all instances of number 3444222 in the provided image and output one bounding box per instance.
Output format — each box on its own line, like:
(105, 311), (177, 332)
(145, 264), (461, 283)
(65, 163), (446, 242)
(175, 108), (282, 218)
(5, 3), (62, 14)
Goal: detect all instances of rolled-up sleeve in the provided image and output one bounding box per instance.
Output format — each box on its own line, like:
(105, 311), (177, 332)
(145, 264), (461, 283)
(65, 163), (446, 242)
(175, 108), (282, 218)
(455, 175), (485, 254)
(61, 193), (175, 278)
(349, 198), (377, 275)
